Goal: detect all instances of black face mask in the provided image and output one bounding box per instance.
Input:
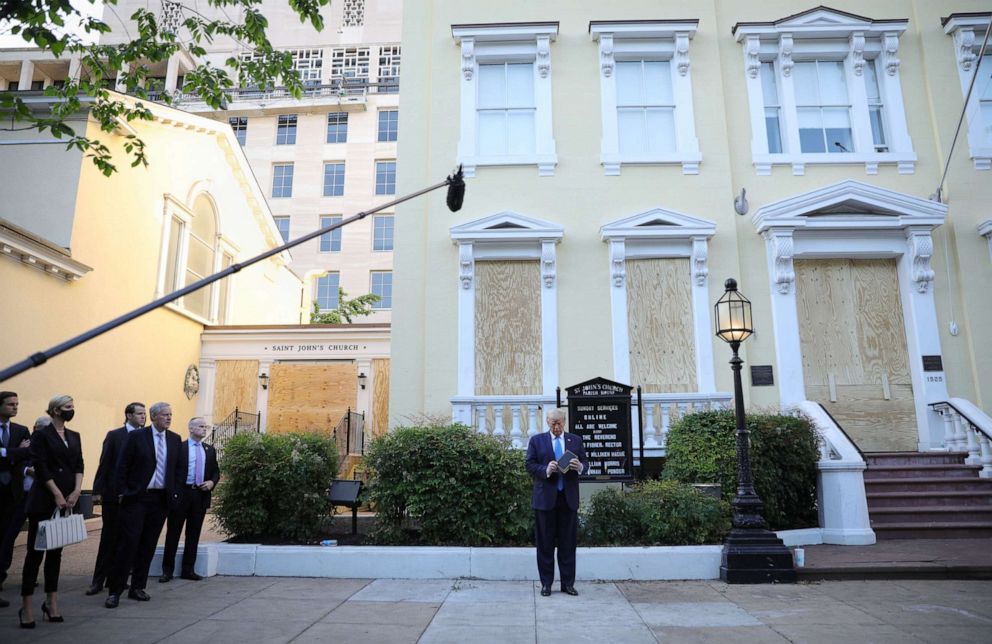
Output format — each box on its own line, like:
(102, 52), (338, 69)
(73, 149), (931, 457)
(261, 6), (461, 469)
(60, 409), (75, 422)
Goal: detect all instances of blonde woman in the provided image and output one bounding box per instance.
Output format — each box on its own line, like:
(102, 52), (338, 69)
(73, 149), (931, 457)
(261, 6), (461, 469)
(18, 395), (83, 628)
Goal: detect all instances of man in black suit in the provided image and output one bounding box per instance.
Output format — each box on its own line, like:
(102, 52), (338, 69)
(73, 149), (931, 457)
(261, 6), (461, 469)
(86, 402), (146, 596)
(525, 408), (587, 597)
(161, 417), (220, 582)
(105, 402), (182, 608)
(0, 391), (32, 608)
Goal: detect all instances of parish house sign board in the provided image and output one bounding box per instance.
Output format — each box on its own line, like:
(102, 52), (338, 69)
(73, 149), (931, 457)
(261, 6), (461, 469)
(566, 377), (634, 481)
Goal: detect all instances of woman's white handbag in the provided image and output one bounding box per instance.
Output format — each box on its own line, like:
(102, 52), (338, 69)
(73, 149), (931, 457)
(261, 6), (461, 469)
(34, 507), (88, 551)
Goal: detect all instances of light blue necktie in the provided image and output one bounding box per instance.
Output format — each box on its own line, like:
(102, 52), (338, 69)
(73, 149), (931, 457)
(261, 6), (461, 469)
(554, 436), (564, 491)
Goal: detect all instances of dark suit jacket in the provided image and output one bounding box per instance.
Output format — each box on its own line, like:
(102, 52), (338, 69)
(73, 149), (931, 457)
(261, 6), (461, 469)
(525, 431), (588, 512)
(1, 420), (32, 502)
(93, 425), (139, 499)
(116, 427), (183, 506)
(25, 423), (84, 515)
(176, 439), (220, 507)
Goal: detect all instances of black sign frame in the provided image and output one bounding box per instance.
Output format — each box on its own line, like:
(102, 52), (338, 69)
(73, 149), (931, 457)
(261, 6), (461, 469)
(566, 377), (634, 482)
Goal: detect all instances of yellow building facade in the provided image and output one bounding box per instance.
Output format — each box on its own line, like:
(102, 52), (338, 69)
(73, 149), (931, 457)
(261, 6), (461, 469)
(0, 93), (302, 488)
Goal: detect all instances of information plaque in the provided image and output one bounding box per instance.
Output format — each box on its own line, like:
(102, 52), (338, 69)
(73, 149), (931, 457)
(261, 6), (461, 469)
(566, 377), (634, 481)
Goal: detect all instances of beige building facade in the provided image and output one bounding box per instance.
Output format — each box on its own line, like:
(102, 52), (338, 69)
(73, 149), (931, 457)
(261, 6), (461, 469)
(391, 1), (992, 460)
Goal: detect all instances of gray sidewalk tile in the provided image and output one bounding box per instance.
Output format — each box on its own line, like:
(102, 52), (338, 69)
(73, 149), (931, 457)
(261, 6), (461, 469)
(349, 579), (454, 603)
(444, 579), (537, 602)
(321, 600), (440, 626)
(770, 623), (926, 644)
(748, 600), (885, 626)
(33, 615), (200, 643)
(420, 623), (536, 644)
(633, 601), (762, 628)
(293, 622), (427, 644)
(896, 624), (992, 643)
(157, 618), (314, 644)
(431, 599), (535, 626)
(537, 624), (657, 644)
(856, 600), (992, 626)
(208, 596), (340, 622)
(252, 577), (371, 600)
(650, 625), (790, 643)
(618, 580), (727, 603)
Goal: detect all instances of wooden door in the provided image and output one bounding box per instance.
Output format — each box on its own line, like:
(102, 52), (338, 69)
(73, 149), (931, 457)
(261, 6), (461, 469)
(212, 360), (259, 422)
(266, 362), (357, 434)
(795, 259), (917, 452)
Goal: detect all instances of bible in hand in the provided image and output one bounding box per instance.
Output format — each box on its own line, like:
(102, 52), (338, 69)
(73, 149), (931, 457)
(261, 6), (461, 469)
(557, 450), (578, 472)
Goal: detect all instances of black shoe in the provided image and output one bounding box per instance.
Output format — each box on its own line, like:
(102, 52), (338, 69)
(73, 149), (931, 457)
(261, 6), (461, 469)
(18, 608), (35, 628)
(41, 601), (64, 622)
(0, 596), (10, 608)
(85, 583), (103, 596)
(561, 586), (579, 596)
(127, 589), (151, 602)
(180, 572), (203, 581)
(540, 586), (552, 597)
(105, 594), (120, 609)
(159, 574), (173, 583)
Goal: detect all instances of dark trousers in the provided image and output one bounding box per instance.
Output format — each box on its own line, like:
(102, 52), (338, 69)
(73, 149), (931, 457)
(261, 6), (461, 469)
(534, 491), (577, 589)
(108, 490), (167, 594)
(90, 499), (121, 588)
(0, 483), (25, 585)
(20, 513), (63, 596)
(162, 487), (208, 576)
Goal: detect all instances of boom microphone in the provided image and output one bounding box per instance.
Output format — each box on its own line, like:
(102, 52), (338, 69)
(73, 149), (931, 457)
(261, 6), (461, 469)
(446, 165), (466, 212)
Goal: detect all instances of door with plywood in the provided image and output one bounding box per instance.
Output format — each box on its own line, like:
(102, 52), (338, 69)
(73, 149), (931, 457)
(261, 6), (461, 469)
(266, 362), (357, 435)
(795, 259), (917, 452)
(213, 360), (259, 422)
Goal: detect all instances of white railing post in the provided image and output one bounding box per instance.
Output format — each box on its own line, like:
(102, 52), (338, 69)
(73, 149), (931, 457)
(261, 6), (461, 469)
(644, 402), (658, 448)
(952, 411), (968, 452)
(476, 405), (487, 435)
(978, 434), (992, 478)
(493, 405), (505, 437)
(527, 406), (539, 440)
(939, 405), (956, 449)
(510, 404), (522, 448)
(965, 422), (982, 465)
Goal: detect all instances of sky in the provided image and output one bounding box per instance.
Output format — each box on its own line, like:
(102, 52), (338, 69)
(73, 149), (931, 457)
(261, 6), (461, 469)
(0, 0), (106, 48)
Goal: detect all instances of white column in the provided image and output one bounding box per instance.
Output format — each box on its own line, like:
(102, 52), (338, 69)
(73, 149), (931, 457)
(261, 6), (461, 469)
(608, 239), (630, 385)
(456, 243), (475, 396)
(165, 54), (181, 92)
(68, 54), (82, 82)
(672, 32), (700, 175)
(195, 359), (217, 422)
(845, 33), (873, 167)
(743, 36), (771, 174)
(540, 240), (559, 395)
(691, 237), (715, 392)
(896, 227), (948, 450)
(18, 60), (35, 89)
(356, 358), (372, 420)
(257, 360), (272, 433)
(534, 35), (557, 177)
(776, 35), (802, 174)
(764, 228), (805, 406)
(880, 32), (914, 173)
(597, 34), (620, 175)
(457, 37), (478, 177)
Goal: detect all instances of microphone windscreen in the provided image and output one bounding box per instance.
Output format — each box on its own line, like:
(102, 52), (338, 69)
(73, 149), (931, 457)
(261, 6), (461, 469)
(446, 165), (466, 212)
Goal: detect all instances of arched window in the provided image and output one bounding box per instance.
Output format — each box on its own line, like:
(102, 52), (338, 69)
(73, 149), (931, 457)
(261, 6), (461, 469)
(184, 195), (217, 319)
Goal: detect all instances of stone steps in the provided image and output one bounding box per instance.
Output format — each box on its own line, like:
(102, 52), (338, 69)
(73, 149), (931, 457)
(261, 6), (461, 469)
(862, 464), (983, 479)
(867, 490), (992, 507)
(869, 506), (992, 523)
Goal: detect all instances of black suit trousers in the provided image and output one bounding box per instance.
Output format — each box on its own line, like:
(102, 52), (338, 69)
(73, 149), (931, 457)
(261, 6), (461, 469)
(0, 482), (25, 583)
(90, 499), (121, 587)
(162, 487), (208, 576)
(534, 491), (577, 589)
(109, 490), (168, 594)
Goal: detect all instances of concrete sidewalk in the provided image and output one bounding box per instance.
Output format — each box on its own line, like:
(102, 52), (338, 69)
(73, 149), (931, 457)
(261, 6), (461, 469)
(1, 574), (990, 642)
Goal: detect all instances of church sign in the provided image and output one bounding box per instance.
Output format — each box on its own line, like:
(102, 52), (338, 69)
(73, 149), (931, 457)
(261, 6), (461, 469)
(565, 377), (634, 481)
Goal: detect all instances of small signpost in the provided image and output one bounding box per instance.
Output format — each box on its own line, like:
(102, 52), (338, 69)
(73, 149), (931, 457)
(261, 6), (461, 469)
(565, 377), (635, 481)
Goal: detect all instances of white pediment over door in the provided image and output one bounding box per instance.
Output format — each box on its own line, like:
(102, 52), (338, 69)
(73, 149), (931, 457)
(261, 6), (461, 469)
(450, 211), (564, 243)
(601, 207), (716, 241)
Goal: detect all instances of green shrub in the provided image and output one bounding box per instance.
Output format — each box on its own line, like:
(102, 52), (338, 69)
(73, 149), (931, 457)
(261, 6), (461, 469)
(364, 424), (532, 545)
(663, 410), (820, 530)
(580, 480), (730, 545)
(213, 432), (338, 543)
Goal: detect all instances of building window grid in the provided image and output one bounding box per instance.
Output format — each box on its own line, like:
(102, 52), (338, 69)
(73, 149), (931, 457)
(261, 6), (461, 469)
(373, 215), (394, 251)
(377, 45), (401, 93)
(375, 161), (396, 195)
(794, 60), (853, 154)
(760, 62), (783, 154)
(229, 117), (247, 146)
(316, 273), (340, 310)
(323, 163), (346, 196)
(377, 110), (398, 142)
(477, 62), (536, 156)
(273, 216), (290, 243)
(616, 60), (677, 156)
(276, 114), (298, 145)
(271, 163), (294, 198)
(319, 215), (343, 252)
(288, 48), (323, 87)
(327, 112), (348, 143)
(331, 47), (370, 84)
(370, 271), (392, 309)
(864, 60), (888, 152)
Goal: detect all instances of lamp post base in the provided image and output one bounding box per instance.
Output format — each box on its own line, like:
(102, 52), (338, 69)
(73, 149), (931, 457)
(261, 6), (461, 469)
(719, 528), (797, 584)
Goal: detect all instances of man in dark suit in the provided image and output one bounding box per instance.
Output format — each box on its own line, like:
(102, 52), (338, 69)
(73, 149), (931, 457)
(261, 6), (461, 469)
(86, 402), (146, 595)
(160, 416), (220, 582)
(525, 408), (587, 598)
(0, 391), (32, 607)
(105, 401), (182, 608)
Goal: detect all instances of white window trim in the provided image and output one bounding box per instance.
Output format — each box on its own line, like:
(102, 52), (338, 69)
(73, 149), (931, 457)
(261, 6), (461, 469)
(452, 23), (559, 177)
(600, 208), (716, 402)
(449, 211), (564, 414)
(590, 21), (701, 175)
(980, 219), (992, 261)
(734, 8), (916, 176)
(943, 14), (992, 171)
(752, 180), (949, 450)
(212, 238), (240, 324)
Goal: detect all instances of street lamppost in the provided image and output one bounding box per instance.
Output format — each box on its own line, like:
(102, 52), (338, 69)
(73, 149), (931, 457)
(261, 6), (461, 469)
(714, 278), (796, 584)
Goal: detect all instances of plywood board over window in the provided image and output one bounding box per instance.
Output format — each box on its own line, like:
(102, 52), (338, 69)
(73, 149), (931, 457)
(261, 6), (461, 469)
(372, 358), (390, 438)
(266, 362), (357, 434)
(796, 258), (916, 452)
(212, 360), (259, 422)
(475, 261), (542, 395)
(627, 258), (696, 393)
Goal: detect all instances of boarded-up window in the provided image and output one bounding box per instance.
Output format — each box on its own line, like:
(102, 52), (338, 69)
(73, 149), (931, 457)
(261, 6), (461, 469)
(266, 362), (357, 434)
(212, 360), (259, 422)
(475, 261), (542, 395)
(626, 258), (696, 393)
(372, 358), (390, 438)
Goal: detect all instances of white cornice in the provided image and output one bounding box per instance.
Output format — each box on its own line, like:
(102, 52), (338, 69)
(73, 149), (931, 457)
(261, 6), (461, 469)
(734, 8), (907, 41)
(0, 221), (92, 281)
(450, 211), (564, 243)
(589, 20), (698, 41)
(452, 22), (558, 43)
(942, 13), (991, 35)
(601, 207), (715, 240)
